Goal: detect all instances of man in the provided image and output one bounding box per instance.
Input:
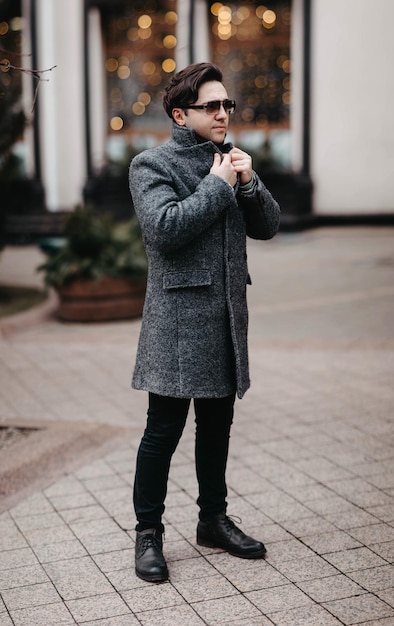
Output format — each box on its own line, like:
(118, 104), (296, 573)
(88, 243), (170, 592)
(129, 62), (280, 583)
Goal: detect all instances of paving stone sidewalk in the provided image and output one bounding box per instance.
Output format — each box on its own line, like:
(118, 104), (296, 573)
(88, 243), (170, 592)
(0, 227), (393, 625)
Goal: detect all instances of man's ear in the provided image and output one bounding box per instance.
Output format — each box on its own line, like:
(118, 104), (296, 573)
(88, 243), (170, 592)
(172, 108), (187, 126)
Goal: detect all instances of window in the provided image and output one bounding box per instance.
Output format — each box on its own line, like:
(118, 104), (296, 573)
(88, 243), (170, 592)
(210, 1), (291, 170)
(100, 0), (291, 170)
(101, 0), (176, 161)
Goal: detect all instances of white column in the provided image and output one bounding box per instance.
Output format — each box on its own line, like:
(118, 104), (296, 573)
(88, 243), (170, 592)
(88, 7), (106, 173)
(176, 0), (211, 71)
(290, 0), (304, 173)
(175, 0), (191, 70)
(193, 0), (211, 63)
(35, 0), (86, 211)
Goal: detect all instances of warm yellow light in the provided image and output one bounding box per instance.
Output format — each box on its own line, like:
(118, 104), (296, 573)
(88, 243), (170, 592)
(138, 92), (151, 105)
(105, 58), (118, 72)
(138, 15), (152, 29)
(117, 66), (130, 79)
(0, 22), (9, 35)
(139, 28), (151, 40)
(233, 7), (249, 25)
(262, 9), (276, 28)
(282, 92), (291, 105)
(282, 59), (291, 73)
(218, 23), (231, 36)
(218, 24), (231, 40)
(10, 17), (23, 31)
(218, 6), (232, 24)
(110, 116), (124, 131)
(255, 6), (267, 19)
(0, 58), (10, 73)
(163, 35), (177, 48)
(143, 61), (156, 75)
(211, 3), (223, 17)
(162, 58), (176, 73)
(132, 102), (146, 115)
(118, 56), (129, 66)
(165, 11), (178, 24)
(237, 7), (250, 20)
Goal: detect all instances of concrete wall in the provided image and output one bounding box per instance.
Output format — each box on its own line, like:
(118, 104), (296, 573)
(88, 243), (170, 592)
(310, 0), (394, 214)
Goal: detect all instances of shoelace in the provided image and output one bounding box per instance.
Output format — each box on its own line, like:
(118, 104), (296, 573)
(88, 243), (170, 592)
(221, 514), (242, 531)
(139, 533), (161, 556)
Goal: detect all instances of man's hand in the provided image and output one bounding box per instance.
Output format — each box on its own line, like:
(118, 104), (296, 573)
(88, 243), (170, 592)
(229, 147), (253, 185)
(210, 153), (237, 187)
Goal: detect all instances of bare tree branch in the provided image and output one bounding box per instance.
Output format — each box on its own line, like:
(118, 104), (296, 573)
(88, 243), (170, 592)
(0, 52), (57, 112)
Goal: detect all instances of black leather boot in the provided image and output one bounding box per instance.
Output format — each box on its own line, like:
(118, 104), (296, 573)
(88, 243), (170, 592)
(197, 514), (266, 559)
(135, 528), (168, 582)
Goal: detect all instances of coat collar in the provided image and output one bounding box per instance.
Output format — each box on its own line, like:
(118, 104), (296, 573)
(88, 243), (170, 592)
(171, 122), (233, 154)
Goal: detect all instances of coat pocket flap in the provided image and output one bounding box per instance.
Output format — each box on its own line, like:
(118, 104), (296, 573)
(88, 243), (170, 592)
(163, 270), (212, 290)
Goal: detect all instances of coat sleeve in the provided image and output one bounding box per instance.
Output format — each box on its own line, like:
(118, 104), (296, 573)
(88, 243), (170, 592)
(237, 172), (281, 240)
(129, 151), (237, 253)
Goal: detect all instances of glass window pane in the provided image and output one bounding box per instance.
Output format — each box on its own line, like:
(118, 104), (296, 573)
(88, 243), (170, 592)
(210, 0), (291, 170)
(102, 0), (176, 161)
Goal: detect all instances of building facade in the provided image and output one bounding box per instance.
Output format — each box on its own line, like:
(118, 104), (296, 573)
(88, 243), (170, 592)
(1, 0), (393, 237)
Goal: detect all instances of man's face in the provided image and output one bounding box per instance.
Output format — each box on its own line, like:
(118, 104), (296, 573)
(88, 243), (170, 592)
(173, 80), (230, 144)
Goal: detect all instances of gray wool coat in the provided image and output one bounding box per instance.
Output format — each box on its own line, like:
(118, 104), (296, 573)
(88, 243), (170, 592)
(129, 123), (280, 399)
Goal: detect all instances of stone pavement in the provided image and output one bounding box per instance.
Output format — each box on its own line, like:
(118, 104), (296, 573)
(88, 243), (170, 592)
(0, 226), (393, 626)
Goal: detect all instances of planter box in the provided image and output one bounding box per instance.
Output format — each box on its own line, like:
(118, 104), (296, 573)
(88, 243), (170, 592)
(57, 276), (146, 322)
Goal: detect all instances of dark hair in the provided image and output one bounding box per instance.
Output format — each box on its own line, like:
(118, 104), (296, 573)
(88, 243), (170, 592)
(163, 62), (223, 118)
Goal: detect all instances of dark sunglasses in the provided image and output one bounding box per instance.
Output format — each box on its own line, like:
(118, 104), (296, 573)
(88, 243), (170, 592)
(183, 99), (236, 115)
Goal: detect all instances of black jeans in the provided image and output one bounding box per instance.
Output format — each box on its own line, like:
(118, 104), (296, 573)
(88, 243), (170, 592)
(133, 392), (235, 532)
